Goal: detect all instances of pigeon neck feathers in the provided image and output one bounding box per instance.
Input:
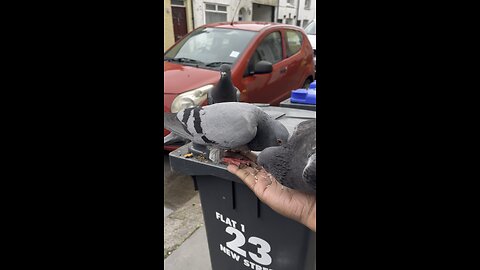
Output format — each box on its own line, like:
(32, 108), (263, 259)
(247, 110), (289, 151)
(257, 119), (316, 193)
(211, 76), (237, 102)
(259, 146), (291, 180)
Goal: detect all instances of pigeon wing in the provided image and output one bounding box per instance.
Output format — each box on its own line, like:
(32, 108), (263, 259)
(196, 103), (258, 148)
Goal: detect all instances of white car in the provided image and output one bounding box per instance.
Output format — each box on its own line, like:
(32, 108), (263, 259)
(304, 20), (316, 73)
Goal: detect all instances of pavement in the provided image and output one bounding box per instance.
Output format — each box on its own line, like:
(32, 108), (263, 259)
(164, 152), (212, 269)
(164, 226), (212, 270)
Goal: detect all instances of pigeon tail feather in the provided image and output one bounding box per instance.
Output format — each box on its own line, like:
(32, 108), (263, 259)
(164, 112), (194, 141)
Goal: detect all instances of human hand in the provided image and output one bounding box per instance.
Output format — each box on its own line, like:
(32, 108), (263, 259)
(227, 164), (316, 232)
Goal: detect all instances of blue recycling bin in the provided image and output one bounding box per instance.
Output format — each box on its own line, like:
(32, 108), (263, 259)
(290, 89), (316, 105)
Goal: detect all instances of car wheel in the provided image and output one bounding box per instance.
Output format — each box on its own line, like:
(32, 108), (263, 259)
(303, 78), (312, 89)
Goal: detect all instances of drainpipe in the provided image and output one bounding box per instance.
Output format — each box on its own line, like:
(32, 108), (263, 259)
(276, 0), (279, 23)
(296, 0), (300, 26)
(190, 0), (195, 29)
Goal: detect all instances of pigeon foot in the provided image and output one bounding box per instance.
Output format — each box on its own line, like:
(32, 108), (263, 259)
(208, 148), (223, 163)
(222, 157), (252, 167)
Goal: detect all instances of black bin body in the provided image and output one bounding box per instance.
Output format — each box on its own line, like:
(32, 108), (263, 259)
(169, 106), (316, 270)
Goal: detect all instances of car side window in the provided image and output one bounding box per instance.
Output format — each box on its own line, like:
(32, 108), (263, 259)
(286, 30), (303, 57)
(245, 31), (282, 75)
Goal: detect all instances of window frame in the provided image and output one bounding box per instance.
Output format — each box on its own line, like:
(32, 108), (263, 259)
(171, 0), (185, 7)
(244, 30), (283, 76)
(204, 3), (228, 25)
(285, 29), (304, 58)
(304, 0), (311, 9)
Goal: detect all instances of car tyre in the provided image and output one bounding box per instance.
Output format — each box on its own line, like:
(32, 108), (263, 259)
(303, 78), (312, 89)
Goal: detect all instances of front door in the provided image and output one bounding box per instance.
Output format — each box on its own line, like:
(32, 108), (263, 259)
(172, 6), (187, 42)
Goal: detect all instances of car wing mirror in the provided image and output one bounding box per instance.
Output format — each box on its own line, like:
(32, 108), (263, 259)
(254, 60), (273, 74)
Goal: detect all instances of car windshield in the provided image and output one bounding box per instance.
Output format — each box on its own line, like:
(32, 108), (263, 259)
(164, 27), (258, 69)
(304, 21), (316, 35)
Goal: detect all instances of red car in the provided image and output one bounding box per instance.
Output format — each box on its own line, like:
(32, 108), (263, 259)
(164, 22), (315, 150)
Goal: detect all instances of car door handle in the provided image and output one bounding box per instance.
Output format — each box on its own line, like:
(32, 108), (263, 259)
(280, 67), (288, 73)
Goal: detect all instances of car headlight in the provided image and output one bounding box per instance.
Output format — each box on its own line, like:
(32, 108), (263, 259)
(170, 84), (213, 113)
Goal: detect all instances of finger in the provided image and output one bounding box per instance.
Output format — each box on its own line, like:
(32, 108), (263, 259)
(228, 165), (283, 199)
(251, 171), (279, 198)
(227, 165), (256, 190)
(228, 164), (265, 178)
(239, 166), (272, 184)
(242, 166), (265, 178)
(228, 165), (273, 193)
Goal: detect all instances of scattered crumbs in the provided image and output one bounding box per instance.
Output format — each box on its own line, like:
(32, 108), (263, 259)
(195, 155), (208, 162)
(183, 153), (193, 158)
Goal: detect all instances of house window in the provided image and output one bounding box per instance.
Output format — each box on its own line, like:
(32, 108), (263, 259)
(305, 0), (311, 9)
(287, 0), (295, 5)
(205, 3), (228, 24)
(171, 0), (185, 6)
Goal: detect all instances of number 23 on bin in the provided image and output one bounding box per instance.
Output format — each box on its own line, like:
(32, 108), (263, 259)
(216, 211), (273, 269)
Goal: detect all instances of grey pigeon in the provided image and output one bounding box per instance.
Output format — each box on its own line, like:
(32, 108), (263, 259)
(166, 65), (239, 147)
(164, 102), (289, 163)
(207, 64), (241, 104)
(257, 119), (316, 193)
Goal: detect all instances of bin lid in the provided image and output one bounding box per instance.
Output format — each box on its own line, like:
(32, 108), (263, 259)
(291, 89), (316, 105)
(169, 106), (316, 182)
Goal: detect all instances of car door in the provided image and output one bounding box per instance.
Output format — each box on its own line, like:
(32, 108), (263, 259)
(240, 30), (290, 105)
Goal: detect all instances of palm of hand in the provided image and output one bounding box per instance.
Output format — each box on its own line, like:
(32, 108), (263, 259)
(227, 165), (316, 232)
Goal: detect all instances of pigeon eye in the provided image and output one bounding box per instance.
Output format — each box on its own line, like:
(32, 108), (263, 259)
(277, 139), (283, 144)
